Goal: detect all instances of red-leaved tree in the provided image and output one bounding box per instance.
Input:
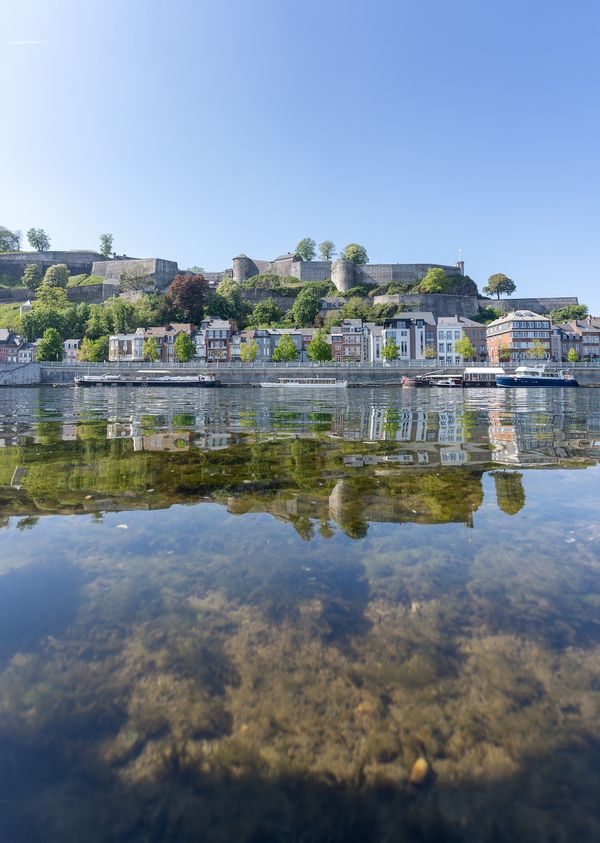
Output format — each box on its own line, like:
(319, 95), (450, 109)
(166, 274), (208, 324)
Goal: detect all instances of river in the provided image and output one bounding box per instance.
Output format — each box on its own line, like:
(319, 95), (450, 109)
(1, 386), (600, 842)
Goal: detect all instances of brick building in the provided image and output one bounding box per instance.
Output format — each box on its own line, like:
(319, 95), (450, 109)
(486, 310), (553, 364)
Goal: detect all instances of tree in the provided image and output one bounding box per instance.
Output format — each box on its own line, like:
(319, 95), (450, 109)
(417, 267), (449, 293)
(453, 332), (476, 360)
(296, 237), (316, 262)
(187, 265), (205, 274)
(318, 240), (336, 261)
(167, 273), (208, 324)
(528, 340), (547, 358)
(210, 278), (251, 325)
(42, 263), (69, 288)
(550, 304), (589, 324)
(424, 345), (437, 359)
(291, 287), (321, 326)
(566, 348), (580, 362)
(240, 338), (258, 362)
(79, 336), (109, 362)
(36, 328), (63, 361)
(498, 345), (511, 362)
(21, 263), (41, 290)
(27, 228), (50, 251)
(482, 273), (516, 299)
(174, 332), (196, 362)
(0, 226), (20, 251)
(307, 329), (332, 361)
(251, 298), (282, 326)
(342, 296), (370, 320)
(36, 284), (69, 308)
(99, 233), (114, 257)
(143, 336), (159, 361)
(381, 336), (399, 361)
(339, 243), (368, 265)
(272, 333), (299, 361)
(119, 270), (151, 292)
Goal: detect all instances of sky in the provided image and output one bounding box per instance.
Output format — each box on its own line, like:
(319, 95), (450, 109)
(2, 0), (599, 309)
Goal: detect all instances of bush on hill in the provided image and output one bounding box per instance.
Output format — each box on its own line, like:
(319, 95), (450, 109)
(67, 274), (107, 287)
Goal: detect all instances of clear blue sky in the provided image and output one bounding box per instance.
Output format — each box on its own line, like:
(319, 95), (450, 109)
(2, 0), (599, 309)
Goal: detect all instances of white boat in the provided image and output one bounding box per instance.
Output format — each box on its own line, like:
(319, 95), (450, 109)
(260, 377), (348, 388)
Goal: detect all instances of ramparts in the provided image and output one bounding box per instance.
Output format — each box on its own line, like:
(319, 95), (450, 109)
(0, 250), (108, 283)
(372, 293), (480, 317)
(487, 296), (579, 314)
(91, 258), (179, 290)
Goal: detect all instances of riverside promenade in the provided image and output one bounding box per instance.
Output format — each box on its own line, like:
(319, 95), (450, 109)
(1, 360), (596, 387)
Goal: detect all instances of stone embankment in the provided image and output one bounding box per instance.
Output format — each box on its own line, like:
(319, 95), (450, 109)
(32, 362), (600, 387)
(0, 363), (41, 386)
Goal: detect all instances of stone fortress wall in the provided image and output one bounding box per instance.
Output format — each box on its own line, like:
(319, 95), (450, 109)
(373, 293), (480, 317)
(0, 250), (108, 282)
(231, 252), (465, 293)
(490, 297), (579, 315)
(91, 257), (179, 290)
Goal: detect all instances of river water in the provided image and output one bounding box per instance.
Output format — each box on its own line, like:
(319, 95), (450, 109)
(1, 385), (600, 842)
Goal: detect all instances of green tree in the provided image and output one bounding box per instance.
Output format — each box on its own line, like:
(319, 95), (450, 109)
(417, 267), (449, 293)
(566, 348), (579, 362)
(78, 336), (109, 362)
(453, 332), (476, 360)
(474, 305), (502, 324)
(99, 233), (114, 256)
(21, 263), (41, 290)
(296, 237), (316, 262)
(251, 297), (282, 326)
(36, 284), (69, 308)
(498, 345), (511, 362)
(143, 336), (159, 361)
(210, 278), (251, 325)
(307, 329), (332, 361)
(527, 340), (547, 358)
(381, 336), (399, 361)
(339, 243), (368, 265)
(291, 287), (321, 326)
(482, 273), (516, 299)
(550, 304), (589, 323)
(27, 228), (50, 251)
(318, 240), (336, 261)
(167, 273), (208, 324)
(174, 332), (196, 362)
(342, 296), (370, 320)
(42, 263), (69, 288)
(240, 338), (258, 362)
(20, 306), (67, 341)
(272, 333), (299, 361)
(36, 328), (63, 361)
(424, 345), (437, 359)
(0, 226), (21, 251)
(187, 265), (205, 274)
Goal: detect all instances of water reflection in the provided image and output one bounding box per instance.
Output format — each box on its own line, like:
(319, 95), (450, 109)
(1, 388), (600, 842)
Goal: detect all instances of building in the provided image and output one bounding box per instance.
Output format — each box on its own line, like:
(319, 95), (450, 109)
(330, 319), (370, 363)
(17, 341), (37, 363)
(145, 323), (195, 364)
(436, 316), (487, 364)
(109, 328), (145, 361)
(63, 339), (81, 363)
(564, 318), (600, 360)
(204, 319), (237, 362)
(382, 312), (437, 361)
(0, 329), (19, 363)
(486, 310), (553, 364)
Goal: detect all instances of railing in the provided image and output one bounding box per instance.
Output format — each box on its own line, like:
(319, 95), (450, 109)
(38, 359), (600, 370)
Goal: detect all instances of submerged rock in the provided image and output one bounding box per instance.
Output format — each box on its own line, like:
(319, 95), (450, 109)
(410, 756), (430, 785)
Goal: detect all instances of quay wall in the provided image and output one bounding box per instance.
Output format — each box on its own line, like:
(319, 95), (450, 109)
(36, 362), (600, 387)
(0, 363), (41, 386)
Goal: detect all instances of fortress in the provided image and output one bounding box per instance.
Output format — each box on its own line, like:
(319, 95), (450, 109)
(229, 252), (468, 294)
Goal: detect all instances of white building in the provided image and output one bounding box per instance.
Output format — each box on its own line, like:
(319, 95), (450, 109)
(63, 339), (81, 363)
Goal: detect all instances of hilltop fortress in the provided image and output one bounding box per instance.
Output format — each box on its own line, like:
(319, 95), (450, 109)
(229, 252), (468, 293)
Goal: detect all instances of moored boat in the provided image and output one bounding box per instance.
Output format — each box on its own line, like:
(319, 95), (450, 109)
(463, 366), (505, 387)
(496, 365), (579, 387)
(425, 373), (464, 388)
(260, 377), (348, 388)
(401, 375), (431, 387)
(75, 370), (220, 387)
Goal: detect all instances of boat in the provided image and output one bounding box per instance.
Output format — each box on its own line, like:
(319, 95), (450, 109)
(496, 365), (579, 387)
(463, 367), (505, 387)
(260, 377), (348, 388)
(425, 373), (464, 388)
(401, 375), (431, 387)
(74, 370), (221, 387)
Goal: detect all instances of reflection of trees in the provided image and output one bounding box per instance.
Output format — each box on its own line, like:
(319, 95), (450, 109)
(491, 471), (526, 515)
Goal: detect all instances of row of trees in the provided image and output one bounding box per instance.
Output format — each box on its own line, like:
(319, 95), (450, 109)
(0, 227), (115, 256)
(295, 238), (369, 265)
